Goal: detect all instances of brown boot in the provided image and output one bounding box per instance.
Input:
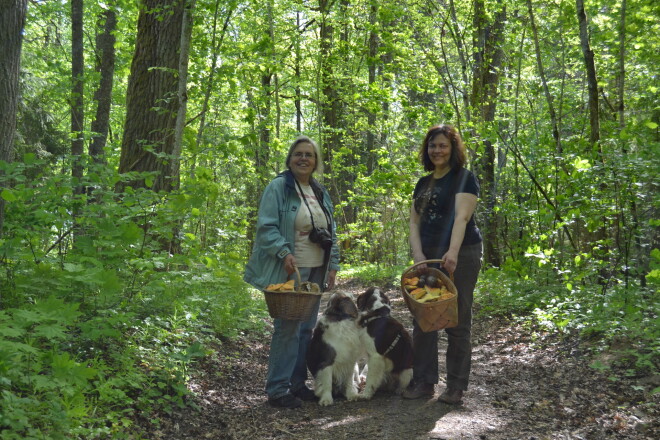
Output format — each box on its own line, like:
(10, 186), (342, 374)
(401, 383), (434, 399)
(437, 388), (463, 405)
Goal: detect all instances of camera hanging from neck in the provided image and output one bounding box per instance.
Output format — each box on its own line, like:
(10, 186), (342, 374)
(295, 179), (333, 254)
(295, 179), (328, 231)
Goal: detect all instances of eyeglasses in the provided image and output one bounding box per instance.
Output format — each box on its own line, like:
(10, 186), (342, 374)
(293, 152), (315, 159)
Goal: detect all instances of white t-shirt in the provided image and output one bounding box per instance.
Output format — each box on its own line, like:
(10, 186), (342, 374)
(294, 183), (328, 267)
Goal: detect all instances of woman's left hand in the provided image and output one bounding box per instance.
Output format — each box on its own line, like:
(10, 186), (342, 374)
(442, 249), (459, 274)
(326, 270), (337, 290)
(284, 254), (297, 275)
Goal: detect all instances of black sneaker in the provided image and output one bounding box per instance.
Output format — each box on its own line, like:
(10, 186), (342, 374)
(268, 393), (302, 409)
(292, 386), (318, 402)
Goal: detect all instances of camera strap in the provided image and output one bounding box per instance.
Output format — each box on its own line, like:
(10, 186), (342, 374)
(295, 178), (326, 230)
(295, 178), (332, 278)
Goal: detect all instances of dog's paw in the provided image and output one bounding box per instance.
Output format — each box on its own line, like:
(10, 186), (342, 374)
(357, 391), (374, 400)
(360, 387), (376, 400)
(346, 393), (359, 402)
(318, 395), (333, 406)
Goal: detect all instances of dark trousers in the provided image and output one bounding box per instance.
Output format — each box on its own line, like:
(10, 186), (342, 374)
(412, 242), (483, 391)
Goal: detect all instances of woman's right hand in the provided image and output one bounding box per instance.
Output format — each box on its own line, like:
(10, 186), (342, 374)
(409, 204), (427, 268)
(413, 251), (426, 264)
(284, 254), (297, 275)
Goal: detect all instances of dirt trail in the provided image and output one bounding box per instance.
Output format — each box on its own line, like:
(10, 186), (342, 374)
(146, 280), (659, 439)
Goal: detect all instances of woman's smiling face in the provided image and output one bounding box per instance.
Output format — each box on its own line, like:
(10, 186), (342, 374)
(289, 142), (316, 182)
(427, 134), (452, 171)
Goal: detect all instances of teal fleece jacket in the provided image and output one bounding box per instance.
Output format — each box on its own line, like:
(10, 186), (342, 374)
(243, 170), (340, 290)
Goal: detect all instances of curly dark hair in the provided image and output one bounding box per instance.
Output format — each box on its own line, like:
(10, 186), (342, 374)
(418, 124), (466, 172)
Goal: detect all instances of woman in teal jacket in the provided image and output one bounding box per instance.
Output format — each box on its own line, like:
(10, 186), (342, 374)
(244, 136), (340, 409)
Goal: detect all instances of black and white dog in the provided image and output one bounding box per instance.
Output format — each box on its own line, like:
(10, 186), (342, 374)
(307, 292), (362, 406)
(356, 287), (413, 399)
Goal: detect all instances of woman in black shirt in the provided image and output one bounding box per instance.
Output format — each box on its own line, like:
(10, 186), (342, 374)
(403, 124), (483, 405)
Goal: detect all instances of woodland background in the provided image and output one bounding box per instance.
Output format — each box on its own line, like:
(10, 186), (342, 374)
(0, 0), (658, 438)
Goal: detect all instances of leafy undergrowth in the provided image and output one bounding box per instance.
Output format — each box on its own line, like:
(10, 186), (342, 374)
(136, 279), (659, 439)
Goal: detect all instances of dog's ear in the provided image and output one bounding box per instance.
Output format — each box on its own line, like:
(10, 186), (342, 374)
(340, 296), (359, 318)
(378, 288), (390, 305)
(326, 293), (343, 312)
(356, 291), (365, 309)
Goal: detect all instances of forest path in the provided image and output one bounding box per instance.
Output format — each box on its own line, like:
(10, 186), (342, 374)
(145, 279), (658, 439)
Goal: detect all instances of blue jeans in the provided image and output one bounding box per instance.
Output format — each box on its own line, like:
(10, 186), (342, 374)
(265, 266), (323, 399)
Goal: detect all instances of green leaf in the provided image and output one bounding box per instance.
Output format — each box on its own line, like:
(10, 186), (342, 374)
(1, 340), (40, 355)
(0, 321), (25, 339)
(33, 323), (67, 340)
(646, 269), (660, 282)
(0, 190), (17, 202)
(121, 222), (142, 241)
(12, 309), (43, 326)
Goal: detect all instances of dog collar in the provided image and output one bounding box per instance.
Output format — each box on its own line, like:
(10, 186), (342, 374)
(359, 315), (402, 356)
(383, 333), (401, 356)
(360, 315), (385, 326)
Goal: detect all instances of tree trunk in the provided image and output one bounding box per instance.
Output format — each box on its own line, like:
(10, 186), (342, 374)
(576, 0), (600, 148)
(295, 12), (302, 133)
(527, 0), (560, 154)
(0, 0), (28, 235)
(170, 0), (195, 191)
(71, 0), (84, 197)
(89, 7), (117, 164)
(615, 0), (643, 287)
(192, 0), (233, 177)
(117, 0), (186, 193)
(617, 0), (626, 140)
(258, 0), (274, 175)
(470, 0), (506, 268)
(448, 0), (470, 126)
(576, 0), (610, 285)
(366, 2), (378, 174)
(318, 0), (336, 144)
(320, 0), (354, 228)
(319, 0), (339, 183)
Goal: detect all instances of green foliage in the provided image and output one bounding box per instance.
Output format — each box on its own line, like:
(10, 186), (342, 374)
(5, 0), (658, 435)
(646, 248), (660, 287)
(0, 156), (268, 438)
(476, 266), (659, 378)
(0, 298), (91, 439)
(339, 263), (408, 287)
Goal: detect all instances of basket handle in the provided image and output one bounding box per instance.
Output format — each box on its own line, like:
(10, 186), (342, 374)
(291, 265), (303, 292)
(402, 259), (454, 281)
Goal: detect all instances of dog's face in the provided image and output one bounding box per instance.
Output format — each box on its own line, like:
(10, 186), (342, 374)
(356, 286), (391, 313)
(324, 292), (359, 322)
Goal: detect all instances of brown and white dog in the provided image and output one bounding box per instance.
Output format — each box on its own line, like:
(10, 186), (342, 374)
(356, 287), (413, 399)
(306, 292), (362, 406)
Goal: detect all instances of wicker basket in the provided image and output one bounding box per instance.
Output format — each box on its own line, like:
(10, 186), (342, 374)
(400, 259), (458, 332)
(263, 268), (322, 321)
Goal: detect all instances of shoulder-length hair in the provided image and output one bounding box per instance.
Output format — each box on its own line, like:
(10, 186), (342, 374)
(285, 135), (324, 175)
(419, 124), (466, 172)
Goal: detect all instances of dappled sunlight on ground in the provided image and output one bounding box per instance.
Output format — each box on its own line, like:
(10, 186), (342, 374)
(141, 279), (659, 439)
